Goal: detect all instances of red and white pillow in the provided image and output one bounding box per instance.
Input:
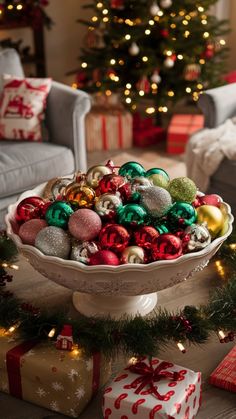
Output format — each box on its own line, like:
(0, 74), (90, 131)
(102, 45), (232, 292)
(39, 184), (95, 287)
(0, 74), (52, 142)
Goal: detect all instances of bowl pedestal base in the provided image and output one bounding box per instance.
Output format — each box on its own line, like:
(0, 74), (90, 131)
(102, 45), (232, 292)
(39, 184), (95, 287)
(72, 291), (158, 319)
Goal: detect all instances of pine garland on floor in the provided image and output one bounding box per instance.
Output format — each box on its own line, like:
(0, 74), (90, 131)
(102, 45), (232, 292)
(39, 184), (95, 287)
(0, 230), (235, 357)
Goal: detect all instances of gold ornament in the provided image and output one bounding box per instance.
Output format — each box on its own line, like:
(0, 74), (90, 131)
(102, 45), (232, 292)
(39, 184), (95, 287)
(196, 205), (224, 238)
(65, 184), (96, 208)
(86, 165), (112, 188)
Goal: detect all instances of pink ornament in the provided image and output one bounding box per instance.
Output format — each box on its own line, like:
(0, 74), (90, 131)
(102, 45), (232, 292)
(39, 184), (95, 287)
(18, 219), (47, 245)
(89, 250), (120, 266)
(68, 209), (102, 241)
(198, 194), (221, 207)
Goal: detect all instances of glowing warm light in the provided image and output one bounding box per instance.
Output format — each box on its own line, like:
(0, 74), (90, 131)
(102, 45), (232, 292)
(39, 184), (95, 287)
(132, 104), (137, 110)
(199, 58), (205, 64)
(97, 2), (103, 8)
(81, 62), (87, 68)
(110, 59), (116, 65)
(7, 4), (14, 10)
(125, 34), (131, 40)
(158, 10), (163, 16)
(105, 90), (112, 96)
(218, 330), (225, 339)
(184, 31), (190, 38)
(145, 29), (151, 35)
(158, 106), (163, 112)
(168, 90), (174, 97)
(124, 89), (130, 95)
(103, 17), (109, 22)
(229, 244), (236, 250)
(16, 4), (23, 10)
(119, 59), (124, 65)
(102, 8), (108, 15)
(166, 50), (173, 56)
(177, 342), (186, 353)
(146, 107), (155, 114)
(48, 328), (56, 338)
(91, 16), (98, 22)
(162, 106), (168, 113)
(1, 262), (8, 268)
(220, 39), (226, 45)
(96, 81), (101, 87)
(201, 19), (207, 25)
(129, 357), (138, 365)
(126, 97), (132, 103)
(139, 90), (145, 96)
(198, 6), (204, 12)
(149, 20), (155, 26)
(185, 15), (191, 20)
(72, 348), (80, 356)
(186, 87), (192, 93)
(215, 260), (225, 277)
(126, 83), (132, 89)
(177, 54), (183, 60)
(151, 83), (158, 89)
(182, 20), (188, 25)
(179, 10), (185, 16)
(170, 24), (176, 29)
(197, 83), (203, 89)
(8, 325), (16, 333)
(203, 32), (210, 39)
(142, 56), (148, 62)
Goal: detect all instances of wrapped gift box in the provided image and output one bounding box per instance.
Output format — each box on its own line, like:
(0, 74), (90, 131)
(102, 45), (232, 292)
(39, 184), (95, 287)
(167, 114), (204, 154)
(133, 113), (166, 147)
(209, 345), (236, 393)
(224, 71), (236, 84)
(85, 106), (133, 151)
(0, 336), (111, 418)
(103, 356), (201, 419)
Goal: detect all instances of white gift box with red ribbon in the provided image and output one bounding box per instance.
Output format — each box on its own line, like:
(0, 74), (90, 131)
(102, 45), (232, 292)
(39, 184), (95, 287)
(102, 357), (201, 419)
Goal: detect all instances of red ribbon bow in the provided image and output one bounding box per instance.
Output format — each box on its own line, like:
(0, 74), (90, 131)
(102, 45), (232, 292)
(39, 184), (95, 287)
(124, 360), (181, 400)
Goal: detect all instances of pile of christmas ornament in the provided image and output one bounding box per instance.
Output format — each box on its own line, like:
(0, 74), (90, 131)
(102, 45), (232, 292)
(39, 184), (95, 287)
(14, 161), (226, 266)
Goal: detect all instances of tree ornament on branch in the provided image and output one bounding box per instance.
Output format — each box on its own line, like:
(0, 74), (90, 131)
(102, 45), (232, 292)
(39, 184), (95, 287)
(110, 0), (125, 10)
(136, 76), (151, 93)
(150, 2), (160, 16)
(160, 0), (172, 8)
(129, 42), (140, 56)
(184, 64), (201, 81)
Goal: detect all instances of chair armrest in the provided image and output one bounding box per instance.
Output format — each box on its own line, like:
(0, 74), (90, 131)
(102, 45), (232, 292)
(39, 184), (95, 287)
(198, 83), (236, 128)
(45, 81), (91, 172)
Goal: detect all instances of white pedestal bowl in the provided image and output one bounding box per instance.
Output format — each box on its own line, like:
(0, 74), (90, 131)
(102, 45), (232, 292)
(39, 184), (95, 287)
(5, 183), (234, 319)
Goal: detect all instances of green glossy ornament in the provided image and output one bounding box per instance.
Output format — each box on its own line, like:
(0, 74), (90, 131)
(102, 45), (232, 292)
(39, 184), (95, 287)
(153, 221), (170, 234)
(118, 161), (146, 178)
(168, 177), (197, 203)
(145, 167), (170, 181)
(167, 202), (197, 228)
(45, 201), (73, 229)
(117, 203), (148, 226)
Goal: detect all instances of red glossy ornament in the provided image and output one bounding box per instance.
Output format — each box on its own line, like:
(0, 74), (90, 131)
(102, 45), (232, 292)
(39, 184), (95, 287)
(134, 226), (159, 249)
(99, 174), (126, 194)
(192, 198), (201, 208)
(16, 196), (45, 223)
(151, 233), (182, 261)
(99, 223), (130, 252)
(160, 29), (169, 38)
(89, 250), (120, 266)
(198, 194), (221, 207)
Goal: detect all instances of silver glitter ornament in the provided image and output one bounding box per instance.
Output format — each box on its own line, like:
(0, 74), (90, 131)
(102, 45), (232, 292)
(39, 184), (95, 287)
(95, 193), (122, 218)
(184, 223), (211, 252)
(35, 226), (71, 259)
(140, 186), (172, 217)
(70, 241), (98, 264)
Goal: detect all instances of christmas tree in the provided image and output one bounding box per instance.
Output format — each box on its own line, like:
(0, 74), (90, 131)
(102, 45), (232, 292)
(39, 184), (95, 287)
(78, 0), (229, 115)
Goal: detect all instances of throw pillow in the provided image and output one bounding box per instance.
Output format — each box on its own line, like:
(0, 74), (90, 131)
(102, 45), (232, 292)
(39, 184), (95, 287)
(0, 74), (52, 142)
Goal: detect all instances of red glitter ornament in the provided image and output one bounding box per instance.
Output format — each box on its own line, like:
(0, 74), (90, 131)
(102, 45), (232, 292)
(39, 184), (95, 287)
(99, 223), (130, 252)
(152, 233), (182, 261)
(16, 196), (45, 223)
(198, 194), (221, 207)
(118, 183), (132, 202)
(89, 250), (120, 266)
(99, 174), (126, 194)
(134, 226), (159, 249)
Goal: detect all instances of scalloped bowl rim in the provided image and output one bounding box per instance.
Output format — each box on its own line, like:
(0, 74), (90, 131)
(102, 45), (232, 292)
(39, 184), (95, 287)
(5, 183), (234, 274)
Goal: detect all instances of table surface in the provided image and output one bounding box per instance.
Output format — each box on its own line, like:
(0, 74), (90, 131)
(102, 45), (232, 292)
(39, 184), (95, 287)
(1, 255), (236, 419)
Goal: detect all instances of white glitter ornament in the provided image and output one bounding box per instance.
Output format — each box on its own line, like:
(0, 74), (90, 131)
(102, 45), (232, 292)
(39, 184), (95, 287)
(35, 226), (71, 259)
(184, 223), (211, 251)
(140, 186), (172, 217)
(129, 42), (140, 56)
(150, 2), (160, 15)
(160, 0), (172, 8)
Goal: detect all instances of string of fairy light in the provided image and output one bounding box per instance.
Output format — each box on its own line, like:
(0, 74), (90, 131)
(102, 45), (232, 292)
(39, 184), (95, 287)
(78, 2), (227, 114)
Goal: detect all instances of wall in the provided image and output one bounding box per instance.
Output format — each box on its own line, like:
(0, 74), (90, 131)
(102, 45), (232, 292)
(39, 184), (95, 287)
(0, 0), (235, 84)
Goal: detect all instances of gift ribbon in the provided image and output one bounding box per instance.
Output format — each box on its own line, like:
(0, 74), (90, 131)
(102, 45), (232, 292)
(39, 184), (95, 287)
(101, 113), (123, 150)
(6, 339), (39, 399)
(117, 114), (123, 148)
(125, 360), (181, 400)
(101, 115), (108, 150)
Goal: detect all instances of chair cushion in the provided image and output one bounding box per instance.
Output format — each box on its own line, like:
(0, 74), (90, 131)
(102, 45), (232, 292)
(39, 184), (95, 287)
(0, 49), (24, 92)
(0, 141), (75, 198)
